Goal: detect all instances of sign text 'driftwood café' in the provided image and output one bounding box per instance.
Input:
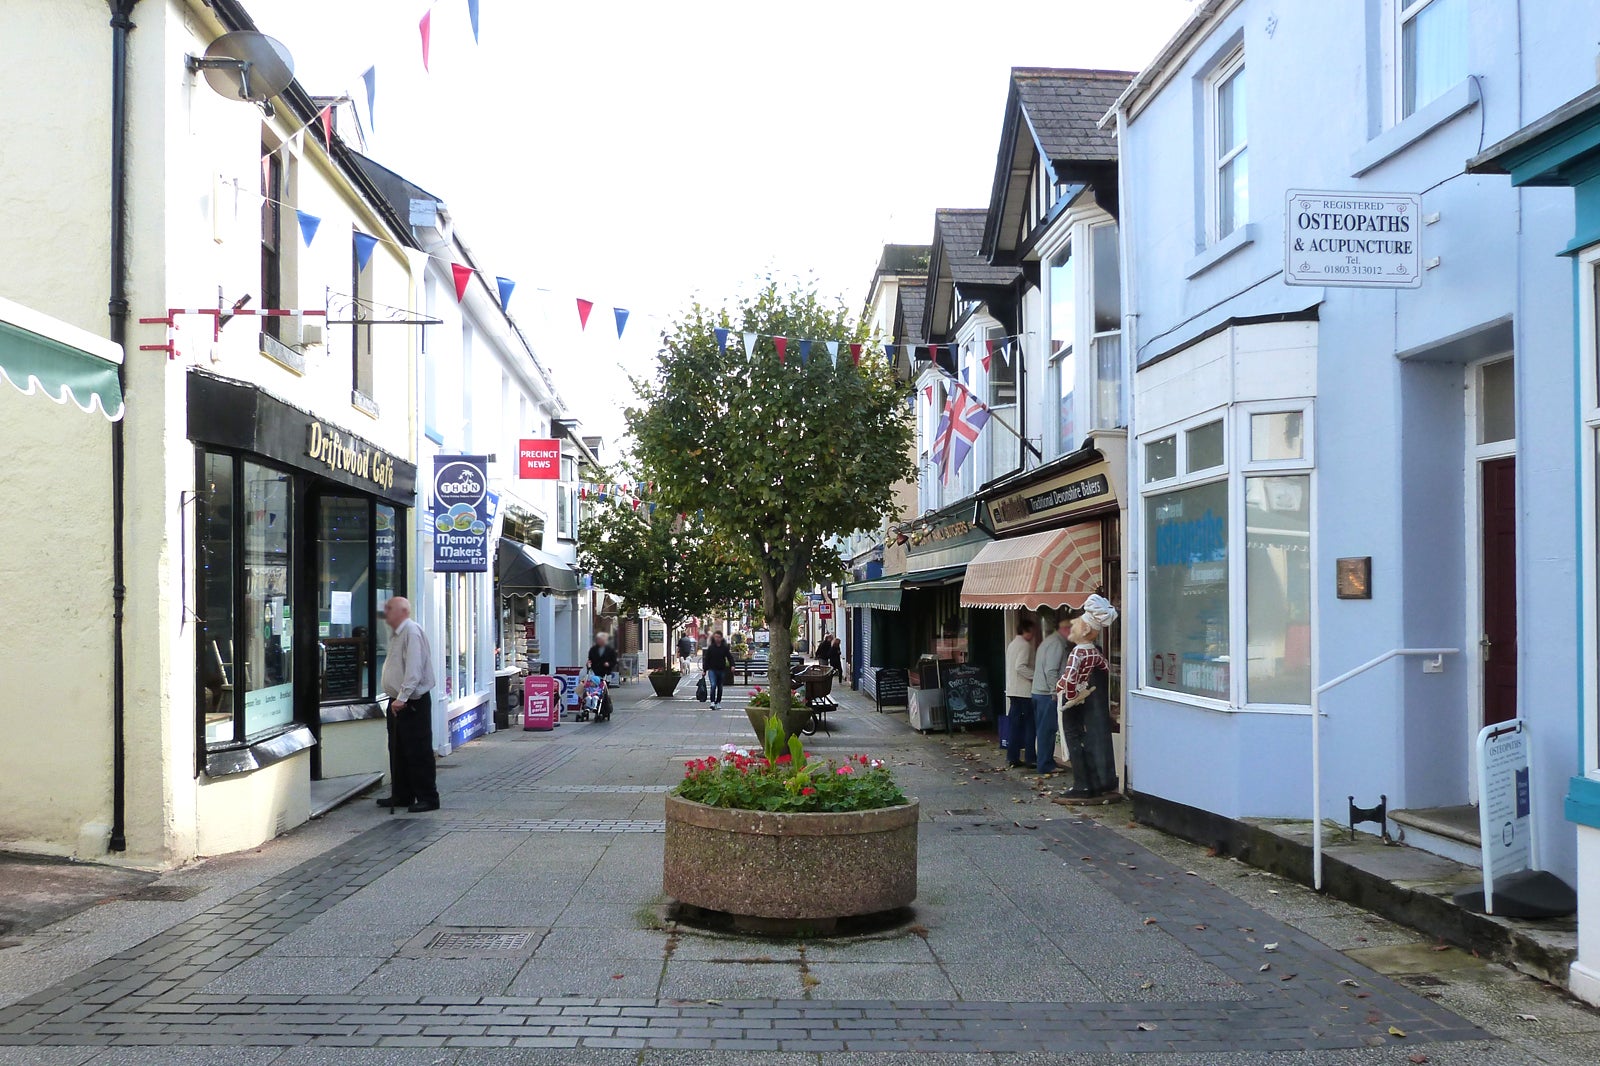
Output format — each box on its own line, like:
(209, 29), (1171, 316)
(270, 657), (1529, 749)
(305, 422), (398, 492)
(987, 461), (1114, 534)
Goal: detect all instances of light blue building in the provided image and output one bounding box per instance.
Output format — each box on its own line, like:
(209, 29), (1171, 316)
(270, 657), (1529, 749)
(1110, 0), (1600, 1001)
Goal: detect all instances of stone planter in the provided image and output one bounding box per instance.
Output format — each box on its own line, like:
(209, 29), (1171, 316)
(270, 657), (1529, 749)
(663, 794), (918, 926)
(648, 672), (681, 698)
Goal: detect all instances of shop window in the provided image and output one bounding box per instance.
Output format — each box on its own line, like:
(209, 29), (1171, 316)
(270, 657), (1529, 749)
(375, 503), (402, 681)
(442, 572), (485, 701)
(260, 147), (283, 341)
(242, 461), (294, 737)
(1089, 223), (1124, 430)
(352, 236), (374, 400)
(987, 324), (1019, 479)
(1186, 420), (1225, 472)
(558, 455), (578, 540)
(198, 453), (237, 747)
(1049, 242), (1076, 455)
(1208, 50), (1248, 241)
(317, 496), (371, 703)
(1251, 412), (1304, 461)
(1399, 0), (1466, 119)
(1144, 436), (1177, 483)
(1145, 480), (1230, 700)
(1245, 475), (1311, 703)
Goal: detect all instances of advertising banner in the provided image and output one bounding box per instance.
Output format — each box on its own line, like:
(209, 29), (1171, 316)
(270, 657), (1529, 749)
(1285, 190), (1422, 288)
(432, 455), (490, 572)
(518, 438), (561, 479)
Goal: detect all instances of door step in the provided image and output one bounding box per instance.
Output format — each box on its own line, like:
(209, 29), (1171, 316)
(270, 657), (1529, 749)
(1391, 805), (1483, 867)
(310, 772), (385, 818)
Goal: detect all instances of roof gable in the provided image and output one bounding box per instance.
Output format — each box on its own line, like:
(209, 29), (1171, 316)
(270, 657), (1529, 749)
(923, 209), (1021, 341)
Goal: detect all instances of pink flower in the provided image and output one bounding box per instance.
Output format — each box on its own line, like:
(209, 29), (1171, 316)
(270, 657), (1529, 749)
(836, 765), (854, 775)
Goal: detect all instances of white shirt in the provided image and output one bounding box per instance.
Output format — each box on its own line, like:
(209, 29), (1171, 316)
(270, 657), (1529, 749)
(1004, 635), (1037, 698)
(381, 617), (436, 703)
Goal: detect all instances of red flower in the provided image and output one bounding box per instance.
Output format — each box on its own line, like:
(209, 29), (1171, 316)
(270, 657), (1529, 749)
(857, 754), (869, 765)
(776, 754), (792, 764)
(801, 787), (816, 796)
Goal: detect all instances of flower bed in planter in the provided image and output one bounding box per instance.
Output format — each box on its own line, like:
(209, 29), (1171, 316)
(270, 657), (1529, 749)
(663, 727), (917, 929)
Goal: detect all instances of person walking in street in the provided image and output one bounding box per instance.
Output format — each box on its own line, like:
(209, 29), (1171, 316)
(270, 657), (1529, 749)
(677, 632), (695, 672)
(702, 630), (734, 709)
(1005, 616), (1039, 769)
(375, 596), (439, 813)
(824, 634), (843, 679)
(586, 632), (619, 719)
(1031, 613), (1071, 776)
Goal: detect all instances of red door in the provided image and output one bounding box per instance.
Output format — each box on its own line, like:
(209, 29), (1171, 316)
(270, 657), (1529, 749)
(1481, 458), (1518, 725)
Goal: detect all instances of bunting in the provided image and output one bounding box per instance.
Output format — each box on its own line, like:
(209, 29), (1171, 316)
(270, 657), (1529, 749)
(798, 339), (812, 365)
(451, 262), (473, 301)
(361, 67), (377, 130)
(825, 340), (839, 366)
(714, 327), (730, 353)
(496, 276), (515, 310)
(773, 336), (787, 364)
(982, 338), (994, 372)
(849, 342), (862, 366)
(576, 298), (594, 330)
(614, 308), (630, 338)
(353, 231), (378, 271)
(467, 0), (481, 41)
(419, 10), (432, 71)
(319, 107), (332, 149)
(296, 210), (320, 246)
(742, 332), (757, 357)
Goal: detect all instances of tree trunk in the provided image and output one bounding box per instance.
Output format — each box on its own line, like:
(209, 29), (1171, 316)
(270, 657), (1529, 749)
(766, 591), (795, 720)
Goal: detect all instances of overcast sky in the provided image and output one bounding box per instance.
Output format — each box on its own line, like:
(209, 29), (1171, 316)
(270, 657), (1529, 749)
(251, 0), (1194, 446)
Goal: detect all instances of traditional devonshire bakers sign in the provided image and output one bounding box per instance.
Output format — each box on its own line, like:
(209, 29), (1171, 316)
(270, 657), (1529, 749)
(987, 461), (1114, 535)
(1285, 189), (1422, 289)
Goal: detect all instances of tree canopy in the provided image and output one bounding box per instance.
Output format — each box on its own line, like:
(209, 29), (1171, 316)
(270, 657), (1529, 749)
(576, 470), (756, 636)
(628, 282), (915, 712)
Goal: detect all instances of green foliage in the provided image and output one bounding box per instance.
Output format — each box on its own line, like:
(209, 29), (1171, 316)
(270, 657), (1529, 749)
(628, 282), (915, 714)
(576, 467), (758, 632)
(674, 745), (907, 814)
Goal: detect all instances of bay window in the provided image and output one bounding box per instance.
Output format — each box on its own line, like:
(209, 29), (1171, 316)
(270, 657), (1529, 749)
(1089, 223), (1124, 430)
(1140, 404), (1314, 708)
(1049, 243), (1076, 455)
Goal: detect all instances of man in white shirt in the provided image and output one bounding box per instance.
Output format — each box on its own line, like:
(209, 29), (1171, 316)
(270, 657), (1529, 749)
(1031, 614), (1072, 775)
(1004, 616), (1039, 768)
(376, 596), (440, 813)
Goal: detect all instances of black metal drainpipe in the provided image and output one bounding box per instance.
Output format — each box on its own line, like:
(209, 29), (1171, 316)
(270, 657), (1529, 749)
(107, 0), (139, 853)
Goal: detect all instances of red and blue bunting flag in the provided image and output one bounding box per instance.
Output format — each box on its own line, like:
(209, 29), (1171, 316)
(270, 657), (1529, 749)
(614, 308), (629, 338)
(496, 276), (515, 310)
(774, 336), (787, 364)
(354, 231), (378, 271)
(714, 327), (730, 353)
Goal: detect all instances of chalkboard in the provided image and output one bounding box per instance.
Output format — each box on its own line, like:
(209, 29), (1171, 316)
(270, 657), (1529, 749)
(941, 664), (991, 727)
(323, 639), (365, 701)
(874, 667), (909, 710)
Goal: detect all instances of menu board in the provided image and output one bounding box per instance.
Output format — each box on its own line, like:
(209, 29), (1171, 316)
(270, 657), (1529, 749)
(323, 639), (364, 701)
(941, 663), (992, 727)
(873, 667), (909, 710)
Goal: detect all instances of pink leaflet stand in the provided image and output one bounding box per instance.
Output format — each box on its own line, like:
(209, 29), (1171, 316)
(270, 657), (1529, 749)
(523, 675), (561, 731)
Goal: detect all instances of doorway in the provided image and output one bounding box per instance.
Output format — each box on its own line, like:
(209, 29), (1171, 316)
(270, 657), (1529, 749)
(1471, 356), (1518, 733)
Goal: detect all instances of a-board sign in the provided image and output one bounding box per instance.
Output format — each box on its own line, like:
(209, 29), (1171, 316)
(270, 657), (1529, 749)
(873, 667), (909, 709)
(554, 666), (583, 709)
(942, 663), (992, 727)
(322, 639), (364, 701)
(1476, 717), (1533, 914)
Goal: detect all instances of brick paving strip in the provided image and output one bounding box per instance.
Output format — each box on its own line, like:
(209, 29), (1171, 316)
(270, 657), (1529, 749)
(0, 798), (1494, 1055)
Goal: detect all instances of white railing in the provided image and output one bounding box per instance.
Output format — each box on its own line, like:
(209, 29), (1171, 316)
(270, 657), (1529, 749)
(1311, 647), (1459, 890)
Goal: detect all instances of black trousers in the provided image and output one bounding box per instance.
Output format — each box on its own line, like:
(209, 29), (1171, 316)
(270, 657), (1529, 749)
(387, 692), (438, 806)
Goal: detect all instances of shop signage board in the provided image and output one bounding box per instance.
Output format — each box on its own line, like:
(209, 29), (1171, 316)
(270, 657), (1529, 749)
(432, 455), (490, 572)
(555, 666), (583, 709)
(517, 438), (561, 479)
(1285, 190), (1422, 288)
(1475, 718), (1534, 914)
(942, 663), (992, 727)
(819, 602), (833, 619)
(523, 675), (560, 731)
(987, 460), (1115, 535)
(448, 700), (487, 748)
(873, 666), (909, 710)
(306, 421), (400, 492)
(322, 640), (363, 701)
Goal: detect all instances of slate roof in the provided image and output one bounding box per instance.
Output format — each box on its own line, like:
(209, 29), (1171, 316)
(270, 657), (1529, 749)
(935, 209), (1022, 287)
(895, 285), (925, 344)
(1012, 68), (1133, 166)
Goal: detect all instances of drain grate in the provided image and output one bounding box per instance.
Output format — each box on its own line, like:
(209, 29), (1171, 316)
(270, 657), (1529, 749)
(427, 930), (532, 953)
(114, 885), (205, 902)
(401, 926), (544, 958)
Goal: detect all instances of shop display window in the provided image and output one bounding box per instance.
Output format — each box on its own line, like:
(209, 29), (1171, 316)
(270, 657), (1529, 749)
(1145, 480), (1230, 700)
(242, 461), (294, 737)
(1245, 475), (1312, 703)
(375, 504), (401, 681)
(198, 453), (237, 747)
(317, 496), (371, 703)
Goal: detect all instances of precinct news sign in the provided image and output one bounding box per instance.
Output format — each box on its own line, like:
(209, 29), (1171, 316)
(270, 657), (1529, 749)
(1285, 190), (1422, 289)
(517, 438), (561, 479)
(432, 455), (490, 572)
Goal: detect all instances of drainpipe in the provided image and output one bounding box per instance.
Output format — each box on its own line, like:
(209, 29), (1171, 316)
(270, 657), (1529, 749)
(107, 0), (140, 853)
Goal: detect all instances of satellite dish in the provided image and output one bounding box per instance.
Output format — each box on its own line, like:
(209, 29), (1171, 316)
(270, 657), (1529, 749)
(187, 32), (295, 105)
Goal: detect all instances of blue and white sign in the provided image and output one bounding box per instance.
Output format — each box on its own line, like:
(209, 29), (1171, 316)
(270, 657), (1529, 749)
(432, 455), (490, 572)
(1476, 717), (1534, 914)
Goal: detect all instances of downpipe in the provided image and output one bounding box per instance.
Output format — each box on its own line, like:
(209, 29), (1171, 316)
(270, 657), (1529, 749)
(107, 0), (139, 853)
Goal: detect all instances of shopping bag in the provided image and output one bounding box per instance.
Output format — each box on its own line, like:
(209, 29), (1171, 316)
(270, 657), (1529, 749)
(695, 676), (708, 703)
(1053, 688), (1091, 768)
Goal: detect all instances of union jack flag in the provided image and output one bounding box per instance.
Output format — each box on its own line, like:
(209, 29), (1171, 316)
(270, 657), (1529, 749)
(941, 385), (992, 483)
(929, 397), (953, 466)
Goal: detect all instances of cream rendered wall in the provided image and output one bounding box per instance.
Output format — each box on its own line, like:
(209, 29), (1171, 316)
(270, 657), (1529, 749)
(318, 719), (389, 780)
(194, 751), (311, 856)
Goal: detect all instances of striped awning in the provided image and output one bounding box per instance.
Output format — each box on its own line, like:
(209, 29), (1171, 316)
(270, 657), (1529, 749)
(959, 524), (1102, 610)
(0, 296), (124, 420)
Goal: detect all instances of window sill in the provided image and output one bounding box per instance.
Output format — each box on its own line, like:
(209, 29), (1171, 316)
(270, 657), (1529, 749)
(259, 331), (305, 375)
(1183, 224), (1257, 279)
(1130, 688), (1312, 716)
(204, 724), (317, 778)
(320, 700), (385, 725)
(351, 390), (380, 419)
(425, 427), (445, 446)
(1350, 77), (1480, 177)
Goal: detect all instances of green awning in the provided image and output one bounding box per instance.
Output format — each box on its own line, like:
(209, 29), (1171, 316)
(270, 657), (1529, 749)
(843, 577), (904, 612)
(0, 298), (124, 420)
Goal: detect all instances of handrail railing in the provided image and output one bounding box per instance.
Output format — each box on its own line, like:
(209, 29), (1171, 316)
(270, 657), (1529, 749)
(1312, 647), (1459, 890)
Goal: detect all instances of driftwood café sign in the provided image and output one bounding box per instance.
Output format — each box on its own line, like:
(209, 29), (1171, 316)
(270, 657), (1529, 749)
(306, 422), (399, 492)
(987, 461), (1114, 535)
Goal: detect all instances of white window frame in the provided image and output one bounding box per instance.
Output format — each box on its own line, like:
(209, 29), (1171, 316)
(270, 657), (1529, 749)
(1579, 244), (1600, 780)
(1136, 401), (1316, 713)
(1205, 48), (1247, 245)
(1087, 220), (1125, 432)
(1384, 0), (1467, 124)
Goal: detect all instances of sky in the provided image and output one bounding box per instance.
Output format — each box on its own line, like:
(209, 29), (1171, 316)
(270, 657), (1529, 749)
(249, 0), (1195, 446)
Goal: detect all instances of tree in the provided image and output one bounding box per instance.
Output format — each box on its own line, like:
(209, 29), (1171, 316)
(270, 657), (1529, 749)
(629, 282), (915, 718)
(577, 472), (756, 644)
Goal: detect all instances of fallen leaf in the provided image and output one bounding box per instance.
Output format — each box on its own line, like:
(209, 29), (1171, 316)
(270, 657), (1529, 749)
(1355, 992), (1370, 999)
(1139, 980), (1154, 990)
(1206, 846), (1220, 857)
(1338, 979), (1360, 987)
(800, 974), (820, 988)
(1430, 944), (1451, 952)
(1361, 1035), (1385, 1047)
(1408, 1055), (1430, 1064)
(1279, 973), (1297, 982)
(706, 999), (723, 1006)
(1193, 924), (1208, 931)
(1136, 1022), (1157, 1031)
(1389, 1026), (1408, 1038)
(1185, 870), (1199, 877)
(1259, 963), (1271, 972)
(1142, 917), (1158, 925)
(1514, 1014), (1539, 1022)
(1268, 889), (1281, 895)
(1264, 942), (1279, 952)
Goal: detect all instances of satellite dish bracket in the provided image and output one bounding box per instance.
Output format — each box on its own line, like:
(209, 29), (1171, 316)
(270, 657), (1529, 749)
(185, 55), (257, 100)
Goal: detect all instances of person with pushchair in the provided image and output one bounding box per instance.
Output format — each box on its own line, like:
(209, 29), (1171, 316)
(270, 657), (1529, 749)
(585, 632), (618, 719)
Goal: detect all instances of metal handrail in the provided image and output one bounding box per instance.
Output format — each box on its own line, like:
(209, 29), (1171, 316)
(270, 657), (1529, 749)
(1312, 647), (1459, 890)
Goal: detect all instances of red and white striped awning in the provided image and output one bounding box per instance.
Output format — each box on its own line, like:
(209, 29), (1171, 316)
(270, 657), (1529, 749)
(959, 524), (1103, 610)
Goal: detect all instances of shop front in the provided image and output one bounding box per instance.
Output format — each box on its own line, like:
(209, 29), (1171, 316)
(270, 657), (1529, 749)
(965, 439), (1126, 769)
(189, 371), (416, 853)
(900, 501), (998, 732)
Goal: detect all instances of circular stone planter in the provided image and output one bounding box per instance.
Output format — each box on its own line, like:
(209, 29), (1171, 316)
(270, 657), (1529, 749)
(663, 794), (918, 929)
(648, 672), (681, 698)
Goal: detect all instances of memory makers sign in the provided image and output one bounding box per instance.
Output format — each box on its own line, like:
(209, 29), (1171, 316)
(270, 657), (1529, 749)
(433, 455), (490, 573)
(1285, 190), (1422, 289)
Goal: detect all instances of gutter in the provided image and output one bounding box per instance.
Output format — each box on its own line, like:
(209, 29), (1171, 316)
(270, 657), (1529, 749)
(106, 0), (140, 853)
